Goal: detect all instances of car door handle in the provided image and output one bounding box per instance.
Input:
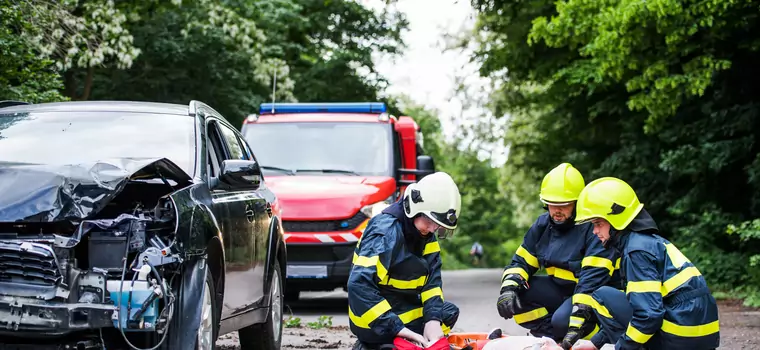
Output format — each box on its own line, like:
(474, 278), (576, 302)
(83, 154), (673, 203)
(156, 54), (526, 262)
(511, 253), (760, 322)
(265, 203), (272, 217)
(245, 204), (255, 223)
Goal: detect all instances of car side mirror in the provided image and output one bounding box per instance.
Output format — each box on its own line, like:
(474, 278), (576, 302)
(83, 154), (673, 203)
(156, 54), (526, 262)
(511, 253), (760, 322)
(416, 155), (435, 180)
(217, 159), (261, 190)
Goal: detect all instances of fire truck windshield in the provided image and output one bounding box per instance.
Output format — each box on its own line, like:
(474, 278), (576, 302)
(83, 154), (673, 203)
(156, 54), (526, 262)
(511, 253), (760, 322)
(243, 122), (394, 177)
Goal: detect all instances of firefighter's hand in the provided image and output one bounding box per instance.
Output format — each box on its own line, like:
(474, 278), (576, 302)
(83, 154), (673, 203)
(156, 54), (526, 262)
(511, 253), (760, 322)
(423, 320), (445, 343)
(496, 289), (522, 319)
(571, 339), (598, 350)
(397, 327), (430, 348)
(561, 328), (582, 350)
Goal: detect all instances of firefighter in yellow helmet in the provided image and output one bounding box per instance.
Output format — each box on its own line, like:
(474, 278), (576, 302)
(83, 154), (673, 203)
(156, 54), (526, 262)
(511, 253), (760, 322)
(570, 177), (719, 350)
(496, 163), (622, 348)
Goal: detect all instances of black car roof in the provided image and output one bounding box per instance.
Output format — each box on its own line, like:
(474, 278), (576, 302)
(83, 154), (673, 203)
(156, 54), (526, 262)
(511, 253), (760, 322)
(0, 100), (191, 116)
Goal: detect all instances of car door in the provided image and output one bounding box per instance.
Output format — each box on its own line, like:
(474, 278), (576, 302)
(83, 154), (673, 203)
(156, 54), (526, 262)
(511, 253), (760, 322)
(216, 120), (267, 313)
(237, 133), (272, 307)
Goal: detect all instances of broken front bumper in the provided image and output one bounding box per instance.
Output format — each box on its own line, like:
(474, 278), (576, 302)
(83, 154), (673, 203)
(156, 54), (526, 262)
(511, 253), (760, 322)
(0, 296), (114, 336)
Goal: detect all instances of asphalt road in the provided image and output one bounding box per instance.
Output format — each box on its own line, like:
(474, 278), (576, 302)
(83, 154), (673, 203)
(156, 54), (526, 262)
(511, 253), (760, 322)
(285, 268), (526, 335)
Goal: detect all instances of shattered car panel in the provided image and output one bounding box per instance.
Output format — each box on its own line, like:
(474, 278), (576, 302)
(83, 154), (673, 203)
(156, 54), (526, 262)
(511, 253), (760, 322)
(0, 158), (191, 223)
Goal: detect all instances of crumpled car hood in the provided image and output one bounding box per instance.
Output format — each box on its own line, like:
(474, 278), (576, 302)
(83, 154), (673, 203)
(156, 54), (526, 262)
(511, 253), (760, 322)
(0, 157), (192, 223)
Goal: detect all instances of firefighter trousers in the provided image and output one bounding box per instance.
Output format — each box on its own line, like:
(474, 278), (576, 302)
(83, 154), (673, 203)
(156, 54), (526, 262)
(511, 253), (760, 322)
(511, 276), (574, 340)
(354, 301), (459, 348)
(590, 286), (718, 350)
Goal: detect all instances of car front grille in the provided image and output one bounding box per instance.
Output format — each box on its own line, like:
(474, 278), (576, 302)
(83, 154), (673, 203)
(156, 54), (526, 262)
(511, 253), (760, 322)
(0, 241), (61, 287)
(283, 211), (368, 232)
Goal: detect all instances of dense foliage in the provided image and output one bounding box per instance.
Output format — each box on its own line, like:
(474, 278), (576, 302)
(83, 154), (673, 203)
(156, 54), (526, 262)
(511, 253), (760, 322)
(2, 0), (407, 123)
(469, 0), (760, 305)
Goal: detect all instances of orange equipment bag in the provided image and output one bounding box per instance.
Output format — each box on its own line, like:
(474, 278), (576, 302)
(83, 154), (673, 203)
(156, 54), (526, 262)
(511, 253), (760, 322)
(447, 332), (507, 350)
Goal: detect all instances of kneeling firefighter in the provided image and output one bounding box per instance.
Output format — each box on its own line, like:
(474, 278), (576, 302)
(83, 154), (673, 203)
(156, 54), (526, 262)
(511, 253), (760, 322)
(570, 177), (720, 350)
(348, 172), (462, 349)
(496, 163), (623, 348)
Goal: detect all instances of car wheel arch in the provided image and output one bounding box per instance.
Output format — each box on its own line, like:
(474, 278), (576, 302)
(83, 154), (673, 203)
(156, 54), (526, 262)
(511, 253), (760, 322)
(264, 215), (286, 303)
(205, 235), (225, 320)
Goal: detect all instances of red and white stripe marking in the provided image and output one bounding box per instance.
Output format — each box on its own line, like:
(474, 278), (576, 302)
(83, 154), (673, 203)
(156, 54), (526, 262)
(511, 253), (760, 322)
(284, 231), (361, 243)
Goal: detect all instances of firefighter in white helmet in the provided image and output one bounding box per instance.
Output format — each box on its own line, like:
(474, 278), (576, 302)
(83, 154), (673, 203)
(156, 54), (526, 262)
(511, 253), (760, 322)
(348, 171), (461, 349)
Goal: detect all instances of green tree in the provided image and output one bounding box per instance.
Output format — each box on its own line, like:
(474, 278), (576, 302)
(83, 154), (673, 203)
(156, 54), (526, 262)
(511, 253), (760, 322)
(399, 96), (519, 269)
(469, 0), (760, 304)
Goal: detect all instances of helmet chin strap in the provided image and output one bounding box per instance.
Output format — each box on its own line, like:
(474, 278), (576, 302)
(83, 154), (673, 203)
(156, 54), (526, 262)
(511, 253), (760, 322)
(604, 227), (621, 248)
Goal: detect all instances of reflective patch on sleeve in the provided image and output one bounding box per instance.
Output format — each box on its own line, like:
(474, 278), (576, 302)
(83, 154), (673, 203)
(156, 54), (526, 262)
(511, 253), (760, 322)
(625, 324), (653, 344)
(516, 245), (539, 268)
(348, 300), (392, 329)
(582, 256), (615, 275)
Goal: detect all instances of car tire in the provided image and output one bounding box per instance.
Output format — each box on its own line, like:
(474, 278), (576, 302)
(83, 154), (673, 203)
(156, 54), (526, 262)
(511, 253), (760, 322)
(284, 284), (299, 303)
(196, 267), (219, 350)
(239, 259), (284, 350)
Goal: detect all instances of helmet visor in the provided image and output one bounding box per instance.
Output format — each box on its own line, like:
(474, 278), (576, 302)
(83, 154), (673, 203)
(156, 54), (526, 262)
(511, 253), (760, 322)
(540, 199), (574, 206)
(435, 226), (457, 240)
(427, 209), (458, 229)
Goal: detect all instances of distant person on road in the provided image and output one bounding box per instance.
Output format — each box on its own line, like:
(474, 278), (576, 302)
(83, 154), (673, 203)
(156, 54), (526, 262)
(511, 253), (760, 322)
(570, 177), (720, 350)
(347, 172), (462, 349)
(470, 241), (484, 266)
(496, 163), (622, 348)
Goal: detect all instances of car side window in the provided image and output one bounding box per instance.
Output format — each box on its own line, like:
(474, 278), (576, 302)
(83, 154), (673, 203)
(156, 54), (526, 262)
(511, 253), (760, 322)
(206, 121), (226, 178)
(219, 124), (246, 160)
(238, 135), (254, 161)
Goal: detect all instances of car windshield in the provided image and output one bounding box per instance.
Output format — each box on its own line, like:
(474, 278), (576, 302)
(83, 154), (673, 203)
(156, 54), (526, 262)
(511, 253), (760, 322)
(242, 122), (393, 176)
(0, 110), (196, 176)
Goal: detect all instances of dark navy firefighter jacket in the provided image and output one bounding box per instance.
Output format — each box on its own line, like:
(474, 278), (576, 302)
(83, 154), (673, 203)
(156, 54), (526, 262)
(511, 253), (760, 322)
(590, 210), (720, 349)
(347, 202), (449, 343)
(501, 212), (623, 323)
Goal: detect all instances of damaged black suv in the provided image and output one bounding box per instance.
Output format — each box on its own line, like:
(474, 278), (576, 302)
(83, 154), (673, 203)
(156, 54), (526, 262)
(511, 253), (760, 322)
(0, 100), (287, 350)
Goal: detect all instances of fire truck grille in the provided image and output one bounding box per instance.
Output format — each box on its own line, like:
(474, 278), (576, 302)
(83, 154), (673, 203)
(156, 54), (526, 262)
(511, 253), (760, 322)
(0, 241), (60, 287)
(283, 212), (369, 233)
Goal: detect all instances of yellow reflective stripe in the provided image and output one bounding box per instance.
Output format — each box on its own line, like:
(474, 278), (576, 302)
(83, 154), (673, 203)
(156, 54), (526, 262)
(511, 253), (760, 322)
(583, 324), (600, 340)
(626, 324), (653, 343)
(514, 307), (548, 324)
(662, 267), (701, 296)
(379, 275), (427, 289)
(626, 280), (662, 294)
(423, 241), (440, 255)
(421, 287), (444, 303)
(546, 266), (578, 283)
(569, 316), (584, 327)
(664, 243), (691, 269)
(501, 279), (519, 289)
(352, 253), (388, 281)
(661, 319), (720, 337)
(398, 307), (423, 324)
(348, 300), (392, 329)
(504, 267), (529, 281)
(572, 294), (612, 319)
(516, 246), (540, 268)
(442, 323), (451, 336)
(615, 258), (621, 270)
(582, 256), (615, 275)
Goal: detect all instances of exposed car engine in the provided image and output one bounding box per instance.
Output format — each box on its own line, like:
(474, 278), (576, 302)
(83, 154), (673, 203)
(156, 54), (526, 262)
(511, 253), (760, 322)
(0, 159), (191, 349)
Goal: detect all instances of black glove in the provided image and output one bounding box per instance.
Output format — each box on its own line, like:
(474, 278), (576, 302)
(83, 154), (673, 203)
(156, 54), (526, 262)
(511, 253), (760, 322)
(496, 274), (527, 319)
(561, 303), (596, 350)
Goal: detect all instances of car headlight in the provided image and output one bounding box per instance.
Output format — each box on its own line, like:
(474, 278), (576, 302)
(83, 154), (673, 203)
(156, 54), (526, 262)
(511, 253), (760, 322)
(360, 196), (394, 218)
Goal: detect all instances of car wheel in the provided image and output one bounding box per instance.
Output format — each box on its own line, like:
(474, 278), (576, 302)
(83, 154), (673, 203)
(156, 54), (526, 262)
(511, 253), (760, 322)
(196, 269), (218, 350)
(239, 259), (284, 350)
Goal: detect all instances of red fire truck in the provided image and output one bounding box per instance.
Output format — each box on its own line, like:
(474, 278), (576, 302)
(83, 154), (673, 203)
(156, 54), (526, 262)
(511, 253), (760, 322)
(240, 102), (435, 301)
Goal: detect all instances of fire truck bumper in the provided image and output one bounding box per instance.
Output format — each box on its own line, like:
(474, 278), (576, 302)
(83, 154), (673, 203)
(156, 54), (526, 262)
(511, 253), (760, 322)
(284, 241), (356, 293)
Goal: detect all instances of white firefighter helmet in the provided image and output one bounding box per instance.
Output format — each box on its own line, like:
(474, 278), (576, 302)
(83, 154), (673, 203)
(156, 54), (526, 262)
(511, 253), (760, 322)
(402, 171), (462, 239)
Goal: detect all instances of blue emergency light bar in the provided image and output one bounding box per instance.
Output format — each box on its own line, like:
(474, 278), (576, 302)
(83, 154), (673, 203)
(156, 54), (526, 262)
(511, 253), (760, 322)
(259, 102), (387, 115)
